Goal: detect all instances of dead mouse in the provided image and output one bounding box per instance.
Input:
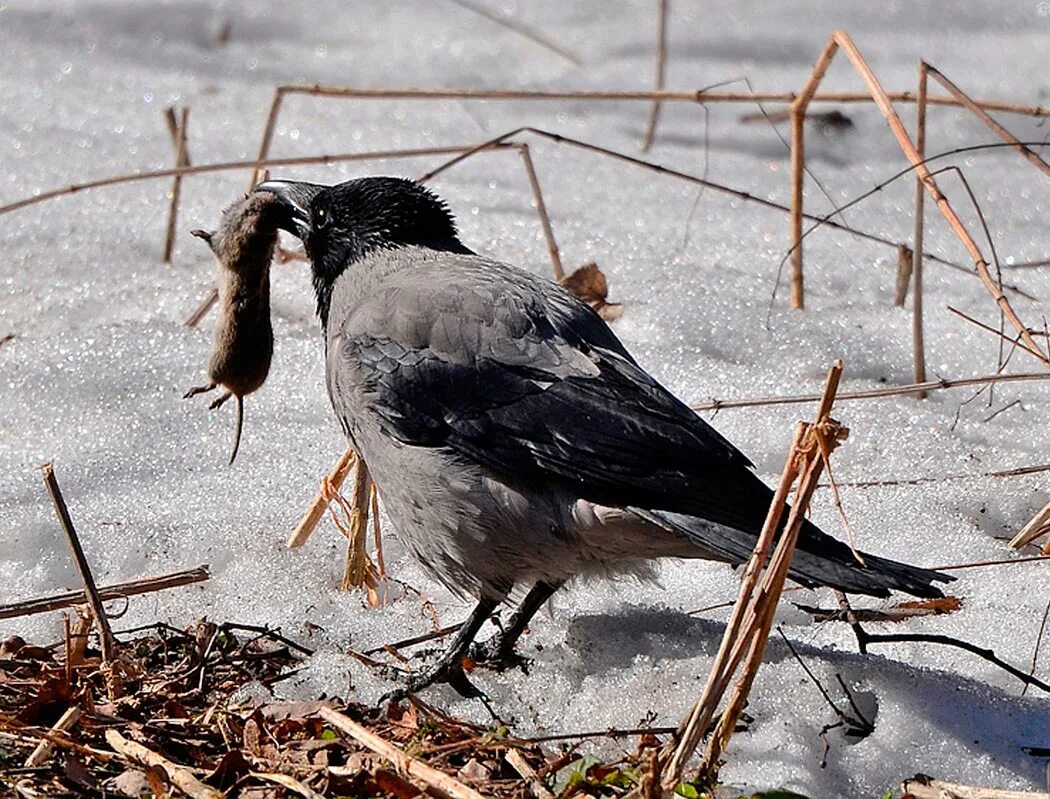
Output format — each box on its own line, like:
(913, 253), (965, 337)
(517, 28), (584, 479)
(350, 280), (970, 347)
(185, 191), (280, 464)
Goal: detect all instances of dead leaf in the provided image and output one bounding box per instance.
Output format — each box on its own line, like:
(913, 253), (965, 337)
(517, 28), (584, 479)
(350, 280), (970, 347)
(894, 596), (963, 615)
(143, 764), (170, 797)
(204, 750), (253, 791)
(559, 262), (623, 322)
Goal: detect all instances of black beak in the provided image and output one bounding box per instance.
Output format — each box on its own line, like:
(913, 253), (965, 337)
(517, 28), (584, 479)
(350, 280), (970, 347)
(253, 180), (325, 241)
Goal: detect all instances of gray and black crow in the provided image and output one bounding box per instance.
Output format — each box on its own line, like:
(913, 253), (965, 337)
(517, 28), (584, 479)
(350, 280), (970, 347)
(255, 176), (951, 698)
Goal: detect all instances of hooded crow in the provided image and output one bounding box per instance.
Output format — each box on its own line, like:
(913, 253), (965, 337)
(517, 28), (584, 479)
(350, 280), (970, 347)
(255, 176), (951, 699)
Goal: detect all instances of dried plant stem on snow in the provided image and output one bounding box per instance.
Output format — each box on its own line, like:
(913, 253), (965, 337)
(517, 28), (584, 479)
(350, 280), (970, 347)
(341, 457), (375, 591)
(912, 63), (929, 394)
(319, 707), (487, 799)
(247, 83), (1050, 176)
(0, 564), (209, 620)
(445, 0), (582, 66)
(105, 729), (222, 799)
(163, 106), (190, 264)
(40, 463), (118, 676)
(691, 370), (1049, 412)
(662, 360), (845, 787)
(641, 0), (670, 152)
(789, 31), (1048, 364)
(1010, 500), (1050, 553)
(901, 774), (1050, 799)
(288, 447), (357, 548)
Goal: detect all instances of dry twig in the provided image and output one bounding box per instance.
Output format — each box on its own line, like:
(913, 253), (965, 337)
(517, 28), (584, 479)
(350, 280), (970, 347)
(0, 565), (209, 620)
(40, 463), (118, 675)
(105, 729), (222, 799)
(319, 707), (487, 799)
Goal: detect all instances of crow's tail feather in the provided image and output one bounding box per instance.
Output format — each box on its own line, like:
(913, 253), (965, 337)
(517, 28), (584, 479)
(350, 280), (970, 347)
(635, 508), (952, 599)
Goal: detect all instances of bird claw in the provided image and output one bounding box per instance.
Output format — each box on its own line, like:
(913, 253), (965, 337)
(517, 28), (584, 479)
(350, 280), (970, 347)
(377, 658), (485, 707)
(467, 638), (532, 674)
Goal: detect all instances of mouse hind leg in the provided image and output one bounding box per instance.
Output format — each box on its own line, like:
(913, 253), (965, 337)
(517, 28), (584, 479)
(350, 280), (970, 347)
(208, 390), (233, 411)
(183, 382), (216, 400)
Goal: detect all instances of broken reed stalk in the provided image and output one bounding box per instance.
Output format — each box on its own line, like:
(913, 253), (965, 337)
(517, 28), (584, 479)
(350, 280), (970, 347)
(288, 448), (357, 547)
(0, 565), (209, 620)
(900, 776), (1050, 799)
(105, 729), (222, 799)
(341, 457), (375, 591)
(790, 31), (1049, 365)
(662, 361), (845, 787)
(163, 106), (190, 263)
(912, 63), (929, 395)
(1010, 500), (1050, 552)
(319, 707), (487, 799)
(641, 0), (670, 152)
(40, 463), (117, 668)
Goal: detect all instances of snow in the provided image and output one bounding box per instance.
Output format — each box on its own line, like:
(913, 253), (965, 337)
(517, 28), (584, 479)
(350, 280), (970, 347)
(1, 0), (1049, 795)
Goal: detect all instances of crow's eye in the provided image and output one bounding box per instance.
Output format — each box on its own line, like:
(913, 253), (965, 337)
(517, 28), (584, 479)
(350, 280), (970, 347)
(314, 205), (330, 230)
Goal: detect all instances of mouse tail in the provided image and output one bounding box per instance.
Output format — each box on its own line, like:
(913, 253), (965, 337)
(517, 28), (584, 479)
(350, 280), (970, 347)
(229, 396), (243, 465)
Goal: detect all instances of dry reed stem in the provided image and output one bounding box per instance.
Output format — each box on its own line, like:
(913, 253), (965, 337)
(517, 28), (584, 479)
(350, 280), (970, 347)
(40, 463), (118, 671)
(946, 306), (1049, 364)
(788, 37), (839, 309)
(105, 729), (222, 799)
(163, 107), (190, 264)
(445, 0), (582, 66)
(701, 364), (846, 781)
(419, 140), (563, 278)
(691, 370), (1048, 411)
(641, 0), (670, 152)
(787, 32), (1048, 365)
(925, 63), (1050, 177)
(1009, 500), (1050, 551)
(0, 143), (493, 219)
(419, 125), (1011, 296)
(318, 707), (487, 799)
(912, 63), (929, 395)
(0, 565), (209, 620)
(662, 361), (845, 787)
(843, 32), (1048, 364)
(893, 244), (913, 307)
(514, 142), (564, 279)
(341, 458), (375, 591)
(288, 448), (357, 548)
(23, 707), (82, 768)
(901, 775), (1050, 799)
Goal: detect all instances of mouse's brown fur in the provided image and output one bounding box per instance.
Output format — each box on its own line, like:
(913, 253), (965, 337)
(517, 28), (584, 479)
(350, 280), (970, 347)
(185, 192), (280, 464)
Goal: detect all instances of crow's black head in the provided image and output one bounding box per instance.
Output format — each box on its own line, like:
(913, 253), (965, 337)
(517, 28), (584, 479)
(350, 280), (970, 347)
(254, 176), (470, 328)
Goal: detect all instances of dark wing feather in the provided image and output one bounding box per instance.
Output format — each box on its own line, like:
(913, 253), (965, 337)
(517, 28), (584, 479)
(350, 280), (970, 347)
(334, 256), (757, 527)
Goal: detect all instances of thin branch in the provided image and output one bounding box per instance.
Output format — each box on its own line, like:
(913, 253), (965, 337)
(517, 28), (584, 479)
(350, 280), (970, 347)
(40, 463), (117, 666)
(0, 565), (210, 620)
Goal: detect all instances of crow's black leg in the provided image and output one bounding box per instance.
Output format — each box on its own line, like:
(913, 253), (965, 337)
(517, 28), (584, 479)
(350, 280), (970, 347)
(380, 595), (500, 704)
(470, 579), (564, 671)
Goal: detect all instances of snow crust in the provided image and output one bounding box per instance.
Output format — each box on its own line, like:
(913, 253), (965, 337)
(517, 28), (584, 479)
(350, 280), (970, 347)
(1, 1), (1048, 794)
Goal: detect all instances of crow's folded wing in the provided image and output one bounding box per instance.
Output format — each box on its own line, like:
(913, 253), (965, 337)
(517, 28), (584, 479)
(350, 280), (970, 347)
(326, 256), (777, 531)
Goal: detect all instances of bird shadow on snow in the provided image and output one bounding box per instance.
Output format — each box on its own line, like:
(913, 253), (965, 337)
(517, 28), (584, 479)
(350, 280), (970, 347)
(540, 605), (1050, 786)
